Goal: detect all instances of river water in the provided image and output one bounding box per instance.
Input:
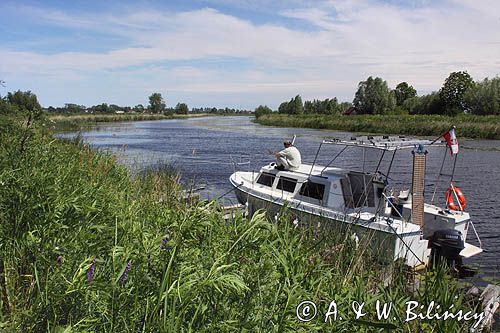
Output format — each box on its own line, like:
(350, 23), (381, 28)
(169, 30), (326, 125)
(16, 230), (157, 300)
(58, 116), (499, 281)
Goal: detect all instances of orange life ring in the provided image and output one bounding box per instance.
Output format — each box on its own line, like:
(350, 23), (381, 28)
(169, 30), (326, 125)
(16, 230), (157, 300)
(445, 185), (466, 211)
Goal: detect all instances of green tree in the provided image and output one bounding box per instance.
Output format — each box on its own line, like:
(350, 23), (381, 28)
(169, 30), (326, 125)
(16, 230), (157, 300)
(278, 101), (290, 114)
(65, 103), (86, 113)
(175, 102), (189, 114)
(0, 97), (15, 115)
(304, 98), (340, 115)
(339, 101), (352, 113)
(464, 76), (500, 115)
(353, 76), (396, 114)
(405, 92), (444, 115)
(440, 71), (474, 115)
(303, 100), (313, 114)
(278, 95), (303, 115)
(148, 93), (166, 114)
(133, 104), (145, 113)
(325, 98), (342, 114)
(91, 103), (110, 113)
(394, 82), (417, 106)
(109, 104), (123, 113)
(291, 95), (303, 115)
(5, 90), (43, 119)
(254, 105), (272, 118)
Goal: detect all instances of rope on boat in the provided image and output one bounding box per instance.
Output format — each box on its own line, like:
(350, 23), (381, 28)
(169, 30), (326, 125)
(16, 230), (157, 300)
(384, 220), (426, 266)
(216, 182), (243, 201)
(381, 193), (425, 266)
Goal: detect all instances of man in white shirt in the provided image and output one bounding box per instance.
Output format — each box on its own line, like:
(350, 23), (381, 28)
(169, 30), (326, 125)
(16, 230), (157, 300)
(273, 140), (301, 171)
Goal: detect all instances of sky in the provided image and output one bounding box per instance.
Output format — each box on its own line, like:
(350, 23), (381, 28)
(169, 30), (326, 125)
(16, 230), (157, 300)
(0, 0), (499, 110)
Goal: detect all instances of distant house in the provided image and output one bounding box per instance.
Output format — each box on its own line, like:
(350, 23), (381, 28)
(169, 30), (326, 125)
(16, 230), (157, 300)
(115, 110), (125, 114)
(343, 106), (361, 116)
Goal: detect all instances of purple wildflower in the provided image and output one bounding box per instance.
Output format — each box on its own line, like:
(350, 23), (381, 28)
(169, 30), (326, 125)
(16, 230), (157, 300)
(120, 260), (132, 287)
(87, 258), (96, 283)
(160, 236), (169, 249)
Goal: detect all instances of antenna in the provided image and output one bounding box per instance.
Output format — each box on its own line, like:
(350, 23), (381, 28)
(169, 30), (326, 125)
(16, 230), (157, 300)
(291, 135), (296, 145)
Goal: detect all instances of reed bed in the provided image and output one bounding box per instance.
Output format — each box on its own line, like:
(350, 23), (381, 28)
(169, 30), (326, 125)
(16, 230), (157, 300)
(49, 113), (209, 132)
(256, 114), (500, 139)
(0, 116), (483, 332)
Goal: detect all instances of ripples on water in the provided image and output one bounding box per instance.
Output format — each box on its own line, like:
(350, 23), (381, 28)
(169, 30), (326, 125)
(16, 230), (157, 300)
(58, 116), (500, 281)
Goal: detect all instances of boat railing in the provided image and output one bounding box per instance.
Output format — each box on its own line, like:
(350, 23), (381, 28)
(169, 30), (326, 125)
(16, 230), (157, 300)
(322, 136), (442, 151)
(230, 154), (251, 174)
(469, 220), (483, 249)
(382, 192), (408, 225)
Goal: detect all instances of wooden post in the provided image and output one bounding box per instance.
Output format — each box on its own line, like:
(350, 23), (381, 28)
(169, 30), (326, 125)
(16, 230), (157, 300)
(412, 147), (427, 227)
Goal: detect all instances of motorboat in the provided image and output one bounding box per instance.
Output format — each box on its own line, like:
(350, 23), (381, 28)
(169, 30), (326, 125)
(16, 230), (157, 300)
(229, 135), (483, 269)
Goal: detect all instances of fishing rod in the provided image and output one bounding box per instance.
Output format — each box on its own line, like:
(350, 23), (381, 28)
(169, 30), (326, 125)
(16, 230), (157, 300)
(267, 134), (297, 155)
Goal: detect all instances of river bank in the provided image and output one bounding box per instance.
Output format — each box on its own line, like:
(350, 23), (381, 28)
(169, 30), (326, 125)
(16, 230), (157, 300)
(255, 114), (500, 139)
(49, 112), (212, 131)
(0, 115), (490, 331)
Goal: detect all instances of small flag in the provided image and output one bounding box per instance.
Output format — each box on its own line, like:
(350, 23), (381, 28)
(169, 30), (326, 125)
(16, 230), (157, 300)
(443, 128), (459, 155)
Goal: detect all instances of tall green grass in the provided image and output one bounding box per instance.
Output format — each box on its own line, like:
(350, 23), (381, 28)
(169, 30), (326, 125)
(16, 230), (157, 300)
(0, 115), (483, 331)
(256, 114), (500, 139)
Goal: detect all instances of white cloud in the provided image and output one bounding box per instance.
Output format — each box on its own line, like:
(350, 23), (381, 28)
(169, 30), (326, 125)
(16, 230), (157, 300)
(1, 1), (499, 108)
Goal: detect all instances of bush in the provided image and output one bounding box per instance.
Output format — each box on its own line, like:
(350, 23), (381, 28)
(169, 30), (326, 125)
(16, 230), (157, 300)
(465, 77), (500, 115)
(254, 105), (272, 118)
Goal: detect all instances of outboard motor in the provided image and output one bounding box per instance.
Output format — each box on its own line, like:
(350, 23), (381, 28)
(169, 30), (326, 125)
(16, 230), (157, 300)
(430, 229), (464, 269)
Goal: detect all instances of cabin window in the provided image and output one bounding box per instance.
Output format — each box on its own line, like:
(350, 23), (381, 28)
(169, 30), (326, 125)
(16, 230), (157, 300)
(340, 172), (375, 208)
(256, 173), (275, 187)
(299, 181), (325, 200)
(277, 176), (297, 193)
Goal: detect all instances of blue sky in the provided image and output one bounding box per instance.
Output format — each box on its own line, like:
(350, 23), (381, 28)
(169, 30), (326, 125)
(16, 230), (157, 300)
(1, 0), (499, 109)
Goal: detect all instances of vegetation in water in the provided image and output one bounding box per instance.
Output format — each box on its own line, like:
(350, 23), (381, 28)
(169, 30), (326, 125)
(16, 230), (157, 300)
(48, 113), (205, 132)
(0, 104), (489, 332)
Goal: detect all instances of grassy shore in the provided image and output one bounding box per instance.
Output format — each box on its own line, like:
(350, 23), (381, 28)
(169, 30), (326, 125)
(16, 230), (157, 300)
(49, 113), (211, 131)
(0, 115), (484, 331)
(255, 114), (500, 139)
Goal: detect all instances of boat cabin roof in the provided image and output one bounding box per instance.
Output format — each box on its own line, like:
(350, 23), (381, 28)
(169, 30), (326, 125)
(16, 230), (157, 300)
(260, 163), (346, 179)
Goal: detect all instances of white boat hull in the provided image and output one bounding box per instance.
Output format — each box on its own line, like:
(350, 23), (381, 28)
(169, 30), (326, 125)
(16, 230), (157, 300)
(232, 173), (431, 267)
(228, 135), (482, 269)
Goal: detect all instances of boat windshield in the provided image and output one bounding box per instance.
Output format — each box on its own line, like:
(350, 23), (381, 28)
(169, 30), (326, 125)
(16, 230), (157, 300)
(299, 181), (325, 200)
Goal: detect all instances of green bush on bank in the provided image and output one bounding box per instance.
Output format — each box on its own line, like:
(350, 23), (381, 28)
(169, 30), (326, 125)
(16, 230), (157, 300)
(255, 114), (500, 139)
(0, 116), (483, 332)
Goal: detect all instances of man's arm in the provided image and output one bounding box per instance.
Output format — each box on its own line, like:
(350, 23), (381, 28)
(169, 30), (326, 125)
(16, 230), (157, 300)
(275, 148), (288, 158)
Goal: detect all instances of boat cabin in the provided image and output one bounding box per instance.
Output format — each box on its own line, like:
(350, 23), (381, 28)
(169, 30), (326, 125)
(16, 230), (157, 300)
(253, 163), (386, 212)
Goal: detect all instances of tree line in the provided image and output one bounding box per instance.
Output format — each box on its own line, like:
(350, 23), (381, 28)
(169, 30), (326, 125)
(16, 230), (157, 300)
(255, 71), (500, 117)
(0, 90), (250, 116)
